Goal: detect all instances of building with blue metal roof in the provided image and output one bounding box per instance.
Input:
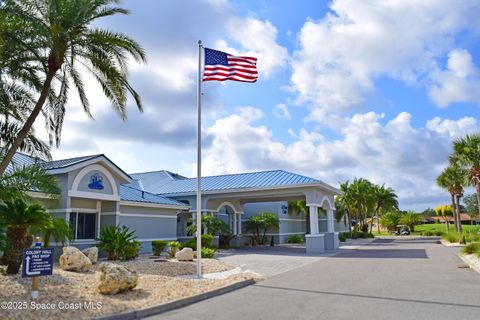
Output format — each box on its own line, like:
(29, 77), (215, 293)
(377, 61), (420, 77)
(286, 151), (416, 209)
(7, 151), (344, 255)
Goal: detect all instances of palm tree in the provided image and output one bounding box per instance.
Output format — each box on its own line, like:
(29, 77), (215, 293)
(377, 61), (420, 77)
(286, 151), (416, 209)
(0, 164), (60, 202)
(259, 211), (280, 244)
(1, 119), (51, 160)
(0, 197), (53, 274)
(0, 0), (146, 175)
(451, 134), (480, 218)
(437, 164), (469, 233)
(399, 211), (421, 232)
(372, 184), (399, 234)
(288, 199), (309, 233)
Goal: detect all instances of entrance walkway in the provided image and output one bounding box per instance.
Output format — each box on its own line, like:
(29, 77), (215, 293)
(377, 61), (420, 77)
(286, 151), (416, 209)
(150, 237), (480, 320)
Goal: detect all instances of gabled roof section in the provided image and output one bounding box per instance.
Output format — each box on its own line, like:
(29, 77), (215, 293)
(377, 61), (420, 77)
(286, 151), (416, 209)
(5, 151), (39, 174)
(5, 152), (131, 183)
(39, 154), (102, 170)
(119, 185), (188, 207)
(138, 169), (323, 195)
(129, 170), (187, 193)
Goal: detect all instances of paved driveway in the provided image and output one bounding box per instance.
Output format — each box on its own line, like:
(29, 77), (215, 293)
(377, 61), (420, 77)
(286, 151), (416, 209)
(149, 237), (480, 320)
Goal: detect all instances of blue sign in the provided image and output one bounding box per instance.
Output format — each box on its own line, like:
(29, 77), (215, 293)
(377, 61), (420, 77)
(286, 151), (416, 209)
(281, 205), (288, 215)
(88, 173), (104, 190)
(22, 248), (53, 277)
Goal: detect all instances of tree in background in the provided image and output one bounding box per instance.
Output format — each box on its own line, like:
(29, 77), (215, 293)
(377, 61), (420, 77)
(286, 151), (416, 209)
(436, 164), (469, 233)
(0, 0), (146, 175)
(399, 211), (422, 232)
(372, 184), (399, 233)
(259, 211), (280, 244)
(379, 211), (402, 232)
(451, 134), (480, 219)
(288, 199), (309, 234)
(434, 205), (453, 232)
(463, 193), (478, 225)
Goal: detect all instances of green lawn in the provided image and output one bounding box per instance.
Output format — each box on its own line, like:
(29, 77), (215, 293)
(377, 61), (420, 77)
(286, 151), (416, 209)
(413, 223), (479, 234)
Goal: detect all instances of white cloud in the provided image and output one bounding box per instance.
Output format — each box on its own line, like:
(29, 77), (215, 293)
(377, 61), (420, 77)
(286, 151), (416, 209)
(273, 103), (291, 119)
(198, 108), (479, 210)
(429, 49), (480, 107)
(215, 17), (288, 78)
(290, 0), (480, 116)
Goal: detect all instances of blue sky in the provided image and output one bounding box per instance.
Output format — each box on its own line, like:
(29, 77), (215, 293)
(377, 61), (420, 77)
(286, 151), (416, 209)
(39, 0), (480, 211)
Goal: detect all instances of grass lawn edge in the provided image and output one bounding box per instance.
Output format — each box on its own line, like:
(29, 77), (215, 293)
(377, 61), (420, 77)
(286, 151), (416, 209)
(93, 278), (257, 320)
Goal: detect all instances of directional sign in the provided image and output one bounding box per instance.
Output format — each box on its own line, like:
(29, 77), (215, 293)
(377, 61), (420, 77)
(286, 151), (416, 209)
(22, 247), (53, 277)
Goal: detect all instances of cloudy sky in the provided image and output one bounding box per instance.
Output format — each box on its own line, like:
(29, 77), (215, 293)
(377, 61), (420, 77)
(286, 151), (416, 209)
(36, 0), (480, 211)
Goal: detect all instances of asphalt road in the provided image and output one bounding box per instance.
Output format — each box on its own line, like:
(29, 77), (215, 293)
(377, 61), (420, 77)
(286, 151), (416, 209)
(149, 237), (480, 320)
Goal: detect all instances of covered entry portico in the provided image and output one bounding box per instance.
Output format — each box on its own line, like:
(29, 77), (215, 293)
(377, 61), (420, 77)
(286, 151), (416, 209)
(164, 173), (342, 254)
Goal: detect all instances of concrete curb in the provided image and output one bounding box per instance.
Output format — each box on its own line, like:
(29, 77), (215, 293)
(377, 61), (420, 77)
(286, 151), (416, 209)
(92, 278), (256, 320)
(441, 239), (466, 247)
(459, 253), (480, 275)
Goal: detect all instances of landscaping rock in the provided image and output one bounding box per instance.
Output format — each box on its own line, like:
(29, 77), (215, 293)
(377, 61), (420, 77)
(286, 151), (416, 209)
(59, 246), (92, 272)
(82, 247), (98, 264)
(175, 247), (194, 261)
(97, 263), (138, 295)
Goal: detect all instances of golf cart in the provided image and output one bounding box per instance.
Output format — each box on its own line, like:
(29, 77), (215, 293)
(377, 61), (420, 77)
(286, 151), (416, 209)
(395, 225), (410, 235)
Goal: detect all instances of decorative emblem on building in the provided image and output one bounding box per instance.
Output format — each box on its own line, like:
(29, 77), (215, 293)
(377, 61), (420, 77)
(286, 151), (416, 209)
(281, 205), (288, 215)
(88, 173), (104, 190)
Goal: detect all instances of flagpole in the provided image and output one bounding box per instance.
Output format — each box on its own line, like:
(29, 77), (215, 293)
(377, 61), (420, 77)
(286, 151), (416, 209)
(196, 40), (203, 278)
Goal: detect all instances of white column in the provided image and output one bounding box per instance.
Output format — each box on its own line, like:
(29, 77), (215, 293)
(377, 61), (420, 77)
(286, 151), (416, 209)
(309, 205), (319, 235)
(233, 213), (238, 235)
(327, 208), (334, 233)
(238, 213), (242, 235)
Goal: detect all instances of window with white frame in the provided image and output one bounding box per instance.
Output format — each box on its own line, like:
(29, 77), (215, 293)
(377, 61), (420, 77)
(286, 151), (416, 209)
(69, 212), (97, 239)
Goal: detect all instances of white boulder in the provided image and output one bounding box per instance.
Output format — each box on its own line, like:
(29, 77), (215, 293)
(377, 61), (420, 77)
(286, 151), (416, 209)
(82, 247), (98, 264)
(175, 247), (194, 261)
(97, 263), (138, 295)
(59, 246), (92, 272)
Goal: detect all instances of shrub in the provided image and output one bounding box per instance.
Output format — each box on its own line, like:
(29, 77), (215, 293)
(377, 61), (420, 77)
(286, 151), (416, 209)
(442, 232), (458, 243)
(167, 241), (181, 258)
(366, 232), (375, 238)
(120, 240), (142, 260)
(463, 242), (480, 255)
(181, 239), (197, 250)
(434, 231), (444, 236)
(287, 234), (304, 243)
(97, 225), (138, 260)
(151, 240), (168, 256)
(181, 234), (215, 250)
(201, 234), (214, 248)
(464, 232), (480, 243)
(201, 247), (217, 258)
(338, 232), (349, 242)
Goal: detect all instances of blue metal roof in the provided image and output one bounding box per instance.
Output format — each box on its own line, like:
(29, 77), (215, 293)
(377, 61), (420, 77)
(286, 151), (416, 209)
(140, 170), (321, 195)
(119, 185), (187, 207)
(130, 170), (187, 192)
(5, 152), (38, 174)
(39, 154), (102, 170)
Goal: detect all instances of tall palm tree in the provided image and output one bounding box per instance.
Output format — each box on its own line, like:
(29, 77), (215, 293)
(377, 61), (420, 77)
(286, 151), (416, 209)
(0, 0), (146, 175)
(437, 164), (470, 233)
(372, 184), (399, 234)
(451, 134), (480, 219)
(0, 197), (53, 274)
(1, 119), (51, 160)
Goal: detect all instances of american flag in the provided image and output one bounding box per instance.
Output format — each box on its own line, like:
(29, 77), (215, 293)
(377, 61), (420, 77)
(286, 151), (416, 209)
(203, 48), (258, 82)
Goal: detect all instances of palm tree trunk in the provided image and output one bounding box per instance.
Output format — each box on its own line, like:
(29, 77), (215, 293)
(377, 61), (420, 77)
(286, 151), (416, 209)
(450, 194), (458, 233)
(0, 67), (57, 175)
(455, 194), (462, 233)
(4, 226), (31, 274)
(476, 183), (480, 216)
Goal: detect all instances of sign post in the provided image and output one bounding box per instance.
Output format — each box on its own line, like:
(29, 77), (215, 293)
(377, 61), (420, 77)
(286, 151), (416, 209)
(22, 244), (53, 299)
